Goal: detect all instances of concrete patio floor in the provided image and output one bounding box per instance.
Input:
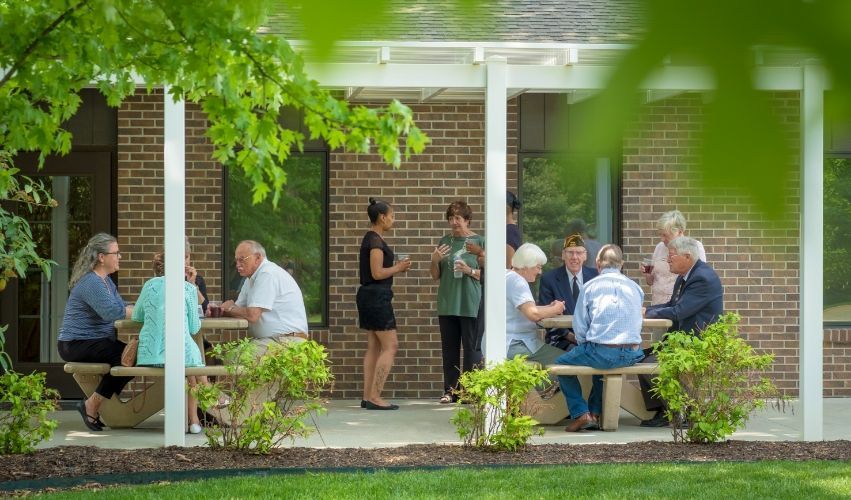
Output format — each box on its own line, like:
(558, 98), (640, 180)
(40, 397), (850, 450)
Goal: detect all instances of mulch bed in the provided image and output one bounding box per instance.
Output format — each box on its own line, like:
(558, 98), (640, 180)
(3, 440), (850, 492)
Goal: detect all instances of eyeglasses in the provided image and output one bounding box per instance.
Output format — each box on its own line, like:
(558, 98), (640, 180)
(564, 250), (586, 256)
(102, 252), (121, 257)
(235, 255), (254, 265)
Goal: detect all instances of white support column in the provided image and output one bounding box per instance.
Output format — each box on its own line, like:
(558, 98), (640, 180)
(163, 87), (187, 446)
(483, 56), (508, 364)
(799, 62), (824, 441)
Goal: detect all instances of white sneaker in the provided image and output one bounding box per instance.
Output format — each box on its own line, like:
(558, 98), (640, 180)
(188, 423), (203, 434)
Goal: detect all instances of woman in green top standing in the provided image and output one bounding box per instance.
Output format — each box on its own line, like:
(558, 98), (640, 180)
(430, 200), (484, 403)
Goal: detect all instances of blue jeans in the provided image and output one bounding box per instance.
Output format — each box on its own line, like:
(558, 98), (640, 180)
(555, 343), (645, 418)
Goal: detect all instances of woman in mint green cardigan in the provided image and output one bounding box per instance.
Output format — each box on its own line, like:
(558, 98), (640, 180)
(133, 252), (204, 433)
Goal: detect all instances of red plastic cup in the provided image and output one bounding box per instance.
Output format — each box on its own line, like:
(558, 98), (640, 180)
(209, 302), (222, 318)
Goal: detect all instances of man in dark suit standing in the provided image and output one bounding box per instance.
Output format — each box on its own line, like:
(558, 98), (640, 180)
(538, 233), (599, 350)
(639, 236), (724, 426)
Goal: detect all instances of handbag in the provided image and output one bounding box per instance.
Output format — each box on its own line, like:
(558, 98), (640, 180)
(120, 339), (139, 367)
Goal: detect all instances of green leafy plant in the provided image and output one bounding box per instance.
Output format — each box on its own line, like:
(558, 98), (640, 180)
(0, 368), (59, 454)
(652, 313), (787, 443)
(191, 338), (333, 454)
(451, 356), (549, 451)
(0, 152), (57, 291)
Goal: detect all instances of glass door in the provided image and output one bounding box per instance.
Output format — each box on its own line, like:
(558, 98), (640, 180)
(0, 151), (113, 396)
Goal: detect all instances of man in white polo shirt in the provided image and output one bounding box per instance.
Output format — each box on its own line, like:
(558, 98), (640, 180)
(222, 240), (309, 355)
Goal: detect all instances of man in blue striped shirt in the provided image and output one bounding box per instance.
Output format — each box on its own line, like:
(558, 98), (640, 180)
(555, 244), (645, 432)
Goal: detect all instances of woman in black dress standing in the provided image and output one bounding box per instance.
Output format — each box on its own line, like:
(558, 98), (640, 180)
(357, 198), (411, 410)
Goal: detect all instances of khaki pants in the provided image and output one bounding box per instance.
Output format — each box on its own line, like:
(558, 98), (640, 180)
(213, 334), (307, 427)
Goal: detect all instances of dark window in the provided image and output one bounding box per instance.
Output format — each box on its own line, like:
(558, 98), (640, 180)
(224, 151), (328, 326)
(519, 94), (620, 273)
(824, 157), (851, 324)
(824, 93), (851, 324)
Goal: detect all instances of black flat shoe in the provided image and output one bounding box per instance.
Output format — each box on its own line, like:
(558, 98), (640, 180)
(360, 400), (367, 408)
(77, 400), (103, 432)
(639, 410), (669, 428)
(363, 400), (399, 410)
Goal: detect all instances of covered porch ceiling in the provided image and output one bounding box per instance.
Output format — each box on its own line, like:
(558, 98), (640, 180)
(289, 41), (820, 102)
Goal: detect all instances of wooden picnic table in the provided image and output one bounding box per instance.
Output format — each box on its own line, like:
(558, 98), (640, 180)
(538, 315), (672, 342)
(534, 315), (672, 423)
(115, 317), (249, 352)
(63, 317), (249, 429)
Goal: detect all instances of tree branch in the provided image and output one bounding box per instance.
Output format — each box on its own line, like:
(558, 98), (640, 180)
(0, 0), (91, 90)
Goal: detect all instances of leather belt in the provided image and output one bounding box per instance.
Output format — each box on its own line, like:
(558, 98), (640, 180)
(275, 332), (309, 340)
(599, 343), (640, 350)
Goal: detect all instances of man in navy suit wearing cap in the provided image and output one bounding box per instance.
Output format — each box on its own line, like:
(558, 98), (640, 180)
(638, 235), (724, 427)
(538, 233), (599, 350)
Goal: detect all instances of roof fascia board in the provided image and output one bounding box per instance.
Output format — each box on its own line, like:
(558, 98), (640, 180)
(288, 40), (632, 50)
(305, 63), (805, 91)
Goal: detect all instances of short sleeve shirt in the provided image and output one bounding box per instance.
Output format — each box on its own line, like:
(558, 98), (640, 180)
(506, 224), (522, 251)
(235, 259), (309, 338)
(505, 270), (543, 352)
(359, 230), (394, 286)
(436, 234), (484, 317)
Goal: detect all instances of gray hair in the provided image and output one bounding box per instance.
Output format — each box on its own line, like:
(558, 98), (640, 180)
(596, 244), (624, 270)
(239, 240), (267, 259)
(657, 210), (687, 235)
(69, 233), (117, 289)
(512, 243), (547, 269)
(668, 236), (700, 259)
(154, 238), (192, 276)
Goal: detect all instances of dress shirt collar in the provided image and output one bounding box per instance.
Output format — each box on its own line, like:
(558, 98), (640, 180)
(566, 268), (583, 285)
(682, 260), (698, 282)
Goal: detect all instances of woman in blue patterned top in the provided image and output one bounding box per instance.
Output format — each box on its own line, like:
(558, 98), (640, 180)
(57, 233), (134, 432)
(133, 251), (205, 433)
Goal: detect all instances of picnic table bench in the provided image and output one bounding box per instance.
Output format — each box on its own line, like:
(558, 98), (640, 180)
(524, 315), (671, 431)
(63, 317), (248, 429)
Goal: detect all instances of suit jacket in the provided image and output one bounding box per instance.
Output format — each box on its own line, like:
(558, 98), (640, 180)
(645, 259), (723, 334)
(538, 265), (599, 341)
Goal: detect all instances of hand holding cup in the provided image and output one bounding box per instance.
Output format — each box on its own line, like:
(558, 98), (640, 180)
(396, 254), (411, 272)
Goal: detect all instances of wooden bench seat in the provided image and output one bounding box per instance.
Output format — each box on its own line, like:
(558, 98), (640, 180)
(523, 362), (659, 431)
(64, 362), (239, 429)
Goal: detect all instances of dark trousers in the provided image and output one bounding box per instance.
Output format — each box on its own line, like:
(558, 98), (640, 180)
(58, 338), (133, 399)
(438, 315), (482, 393)
(638, 350), (665, 411)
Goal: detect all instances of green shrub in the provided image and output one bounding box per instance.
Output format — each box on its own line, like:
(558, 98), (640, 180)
(191, 339), (333, 454)
(0, 369), (59, 454)
(451, 356), (549, 451)
(652, 313), (787, 443)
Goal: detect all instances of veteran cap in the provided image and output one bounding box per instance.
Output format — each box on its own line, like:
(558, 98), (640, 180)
(563, 233), (585, 249)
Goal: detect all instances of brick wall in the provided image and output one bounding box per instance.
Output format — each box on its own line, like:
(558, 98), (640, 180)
(113, 90), (850, 398)
(323, 101), (519, 398)
(116, 90), (228, 357)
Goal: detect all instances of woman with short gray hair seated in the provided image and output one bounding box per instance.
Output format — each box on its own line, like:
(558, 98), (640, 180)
(642, 210), (707, 305)
(505, 243), (567, 367)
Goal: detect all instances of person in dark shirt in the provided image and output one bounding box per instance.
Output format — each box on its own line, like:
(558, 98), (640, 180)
(356, 198), (411, 410)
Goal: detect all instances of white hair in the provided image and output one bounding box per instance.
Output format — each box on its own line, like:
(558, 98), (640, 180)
(657, 210), (687, 234)
(668, 236), (700, 259)
(239, 240), (267, 258)
(512, 243), (547, 269)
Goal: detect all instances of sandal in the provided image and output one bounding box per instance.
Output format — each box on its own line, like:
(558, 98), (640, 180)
(439, 393), (454, 404)
(76, 400), (103, 432)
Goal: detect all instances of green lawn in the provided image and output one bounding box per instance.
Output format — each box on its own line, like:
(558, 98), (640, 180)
(34, 461), (851, 499)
